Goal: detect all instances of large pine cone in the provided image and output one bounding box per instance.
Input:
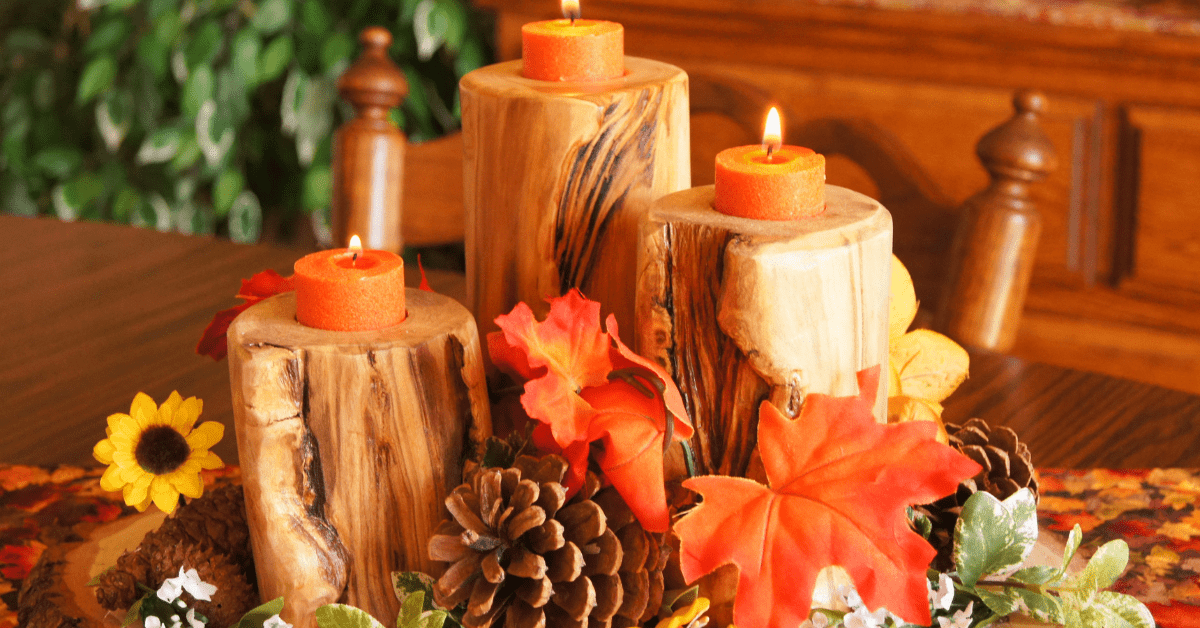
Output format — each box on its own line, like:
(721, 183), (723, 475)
(95, 485), (254, 611)
(429, 455), (668, 628)
(150, 543), (258, 628)
(917, 418), (1040, 570)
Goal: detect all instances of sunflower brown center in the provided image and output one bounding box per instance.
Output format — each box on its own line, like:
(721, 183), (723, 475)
(134, 426), (190, 475)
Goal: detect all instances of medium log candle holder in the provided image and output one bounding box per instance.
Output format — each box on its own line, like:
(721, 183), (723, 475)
(227, 290), (492, 627)
(636, 185), (891, 477)
(460, 56), (689, 339)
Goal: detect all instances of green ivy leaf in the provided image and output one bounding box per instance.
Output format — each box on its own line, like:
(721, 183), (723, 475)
(84, 17), (132, 56)
(4, 29), (50, 56)
(1074, 539), (1129, 592)
(227, 190), (262, 243)
(77, 56), (117, 106)
(391, 572), (438, 607)
(213, 169), (244, 218)
(1058, 524), (1083, 580)
(232, 597), (286, 628)
(32, 70), (55, 110)
(301, 0), (333, 36)
(136, 36), (171, 81)
(137, 126), (183, 164)
(1015, 587), (1065, 624)
(1, 176), (39, 217)
(973, 588), (1021, 617)
(252, 0), (293, 35)
(1087, 591), (1155, 628)
(111, 187), (143, 223)
(184, 19), (224, 69)
(954, 488), (1039, 587)
(258, 34), (295, 83)
(320, 31), (355, 76)
(315, 604), (388, 628)
(231, 28), (263, 89)
(53, 173), (106, 221)
(169, 131), (202, 172)
(302, 164), (332, 213)
(33, 147), (83, 179)
(454, 38), (486, 78)
(1010, 565), (1057, 585)
(182, 65), (215, 120)
(146, 0), (181, 20)
(413, 0), (448, 61)
(196, 100), (235, 167)
(147, 193), (174, 231)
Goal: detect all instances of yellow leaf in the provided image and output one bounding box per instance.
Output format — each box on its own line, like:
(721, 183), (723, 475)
(889, 255), (917, 341)
(890, 329), (969, 402)
(887, 361), (902, 398)
(887, 396), (948, 444)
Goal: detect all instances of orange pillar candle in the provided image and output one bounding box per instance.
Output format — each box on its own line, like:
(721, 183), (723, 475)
(521, 0), (623, 82)
(713, 107), (826, 220)
(294, 235), (407, 331)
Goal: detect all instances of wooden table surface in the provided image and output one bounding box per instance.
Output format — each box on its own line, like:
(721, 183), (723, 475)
(1, 214), (1198, 469)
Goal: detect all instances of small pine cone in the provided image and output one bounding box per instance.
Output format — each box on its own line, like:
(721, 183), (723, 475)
(429, 455), (669, 628)
(94, 484), (254, 612)
(916, 418), (1040, 570)
(152, 544), (258, 628)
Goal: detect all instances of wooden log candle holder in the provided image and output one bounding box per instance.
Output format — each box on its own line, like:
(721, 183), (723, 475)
(460, 57), (690, 339)
(227, 290), (492, 627)
(636, 185), (891, 477)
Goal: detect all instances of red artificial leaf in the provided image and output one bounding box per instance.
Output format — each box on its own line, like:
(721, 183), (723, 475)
(674, 367), (981, 627)
(491, 289), (613, 446)
(196, 269), (295, 360)
(417, 254), (434, 292)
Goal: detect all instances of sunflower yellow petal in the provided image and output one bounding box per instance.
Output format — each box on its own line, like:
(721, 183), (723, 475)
(112, 448), (137, 469)
(106, 413), (128, 436)
(113, 413), (140, 440)
(125, 475), (151, 508)
(119, 462), (146, 483)
(130, 393), (157, 427)
(175, 396), (203, 433)
(169, 469), (204, 499)
(185, 422), (224, 451)
(196, 450), (224, 470)
(161, 391), (183, 415)
(100, 464), (126, 491)
(132, 491), (153, 512)
(93, 439), (116, 464)
(150, 477), (180, 513)
(159, 402), (175, 430)
(177, 458), (202, 475)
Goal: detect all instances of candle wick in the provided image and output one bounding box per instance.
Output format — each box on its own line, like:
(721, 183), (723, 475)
(352, 252), (359, 262)
(766, 144), (776, 162)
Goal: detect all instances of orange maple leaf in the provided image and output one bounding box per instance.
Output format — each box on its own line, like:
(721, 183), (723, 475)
(196, 269), (295, 360)
(489, 290), (692, 532)
(674, 367), (981, 627)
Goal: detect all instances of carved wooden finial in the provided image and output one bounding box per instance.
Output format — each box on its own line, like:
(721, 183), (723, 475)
(336, 26), (408, 114)
(937, 89), (1058, 352)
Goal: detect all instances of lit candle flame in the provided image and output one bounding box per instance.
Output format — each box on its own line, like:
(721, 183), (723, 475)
(763, 107), (783, 160)
(348, 235), (363, 262)
(562, 0), (581, 23)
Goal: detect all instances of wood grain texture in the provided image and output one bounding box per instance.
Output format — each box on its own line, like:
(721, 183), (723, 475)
(636, 186), (892, 476)
(332, 27), (408, 252)
(227, 290), (491, 627)
(460, 57), (689, 339)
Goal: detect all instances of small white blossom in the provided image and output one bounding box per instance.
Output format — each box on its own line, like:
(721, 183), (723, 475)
(837, 584), (864, 610)
(843, 606), (888, 628)
(928, 573), (956, 611)
(176, 600), (187, 608)
(145, 617), (164, 628)
(186, 608), (206, 628)
(937, 601), (974, 628)
(156, 576), (183, 603)
(174, 566), (218, 601)
(263, 615), (293, 628)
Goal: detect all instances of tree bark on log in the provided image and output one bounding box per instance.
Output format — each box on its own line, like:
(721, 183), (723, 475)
(460, 57), (690, 342)
(227, 290), (492, 627)
(636, 185), (891, 477)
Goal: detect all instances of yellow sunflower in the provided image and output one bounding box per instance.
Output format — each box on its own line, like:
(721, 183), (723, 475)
(92, 391), (224, 514)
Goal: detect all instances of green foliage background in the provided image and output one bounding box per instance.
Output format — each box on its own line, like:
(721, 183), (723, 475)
(0, 0), (491, 243)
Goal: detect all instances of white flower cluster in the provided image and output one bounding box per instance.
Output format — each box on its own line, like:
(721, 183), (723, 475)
(144, 566), (219, 628)
(797, 573), (976, 628)
(928, 573), (974, 628)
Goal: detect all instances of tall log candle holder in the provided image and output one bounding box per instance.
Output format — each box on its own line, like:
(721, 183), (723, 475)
(460, 53), (690, 339)
(227, 257), (492, 627)
(635, 184), (892, 478)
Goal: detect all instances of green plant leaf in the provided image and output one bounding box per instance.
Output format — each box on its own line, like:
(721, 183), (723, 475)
(147, 193), (174, 231)
(32, 147), (83, 179)
(1087, 591), (1155, 628)
(391, 572), (437, 606)
(216, 68), (252, 125)
(454, 38), (486, 78)
(301, 0), (333, 36)
(137, 126), (183, 164)
(1058, 524), (1083, 580)
(315, 604), (388, 628)
(53, 173), (106, 221)
(1011, 565), (1057, 585)
(320, 31), (355, 76)
(294, 76), (336, 166)
(954, 488), (1039, 587)
(1074, 539), (1129, 592)
(230, 28), (263, 88)
(33, 70), (55, 110)
(437, 0), (468, 53)
(111, 187), (143, 223)
(413, 0), (448, 61)
(227, 190), (262, 243)
(84, 17), (132, 56)
(146, 0), (181, 20)
(1016, 588), (1065, 624)
(233, 597), (286, 628)
(169, 131), (202, 172)
(213, 169), (245, 218)
(302, 164), (332, 213)
(77, 56), (117, 106)
(397, 591), (449, 628)
(196, 100), (235, 167)
(252, 0), (293, 35)
(136, 36), (171, 81)
(184, 19), (224, 69)
(280, 69), (308, 135)
(5, 29), (49, 57)
(973, 588), (1021, 617)
(258, 34), (295, 83)
(2, 176), (39, 217)
(182, 65), (215, 120)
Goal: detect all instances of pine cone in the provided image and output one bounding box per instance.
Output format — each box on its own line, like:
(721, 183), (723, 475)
(429, 455), (668, 628)
(95, 485), (254, 612)
(916, 418), (1040, 570)
(152, 543), (258, 628)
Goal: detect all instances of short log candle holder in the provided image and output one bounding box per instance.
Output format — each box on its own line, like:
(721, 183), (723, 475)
(227, 289), (492, 627)
(460, 56), (690, 339)
(635, 185), (891, 477)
